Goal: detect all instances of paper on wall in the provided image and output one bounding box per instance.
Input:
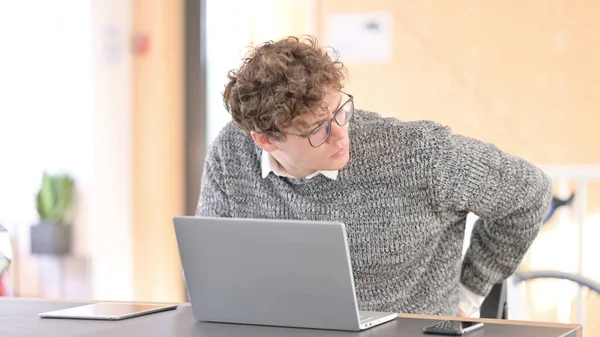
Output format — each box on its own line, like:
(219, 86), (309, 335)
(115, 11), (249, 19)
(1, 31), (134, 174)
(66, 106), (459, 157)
(325, 11), (393, 64)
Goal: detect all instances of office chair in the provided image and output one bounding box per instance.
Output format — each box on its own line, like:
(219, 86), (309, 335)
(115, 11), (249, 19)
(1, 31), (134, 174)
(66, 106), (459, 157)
(479, 281), (508, 319)
(0, 224), (13, 296)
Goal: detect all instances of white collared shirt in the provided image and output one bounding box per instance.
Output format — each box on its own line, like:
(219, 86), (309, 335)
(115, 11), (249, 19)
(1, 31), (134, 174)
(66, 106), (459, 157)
(261, 150), (338, 180)
(260, 150), (485, 316)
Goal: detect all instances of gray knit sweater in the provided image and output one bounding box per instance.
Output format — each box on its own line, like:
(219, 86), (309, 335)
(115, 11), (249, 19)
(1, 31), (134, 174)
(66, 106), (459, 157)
(196, 110), (552, 316)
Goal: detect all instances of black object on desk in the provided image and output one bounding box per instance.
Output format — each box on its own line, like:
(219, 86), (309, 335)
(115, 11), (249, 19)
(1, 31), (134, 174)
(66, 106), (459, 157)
(422, 320), (484, 335)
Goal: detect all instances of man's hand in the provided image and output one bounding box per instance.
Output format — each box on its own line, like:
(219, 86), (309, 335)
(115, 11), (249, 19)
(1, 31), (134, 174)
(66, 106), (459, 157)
(458, 283), (483, 318)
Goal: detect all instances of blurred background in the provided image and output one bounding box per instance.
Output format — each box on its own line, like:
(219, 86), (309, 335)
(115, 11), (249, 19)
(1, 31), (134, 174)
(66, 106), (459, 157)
(0, 0), (599, 334)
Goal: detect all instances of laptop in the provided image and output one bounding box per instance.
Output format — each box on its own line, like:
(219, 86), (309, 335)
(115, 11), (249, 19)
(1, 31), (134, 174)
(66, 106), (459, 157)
(173, 216), (397, 331)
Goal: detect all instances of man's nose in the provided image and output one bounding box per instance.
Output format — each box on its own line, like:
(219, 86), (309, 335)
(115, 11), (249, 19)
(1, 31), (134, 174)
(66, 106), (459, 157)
(327, 121), (346, 144)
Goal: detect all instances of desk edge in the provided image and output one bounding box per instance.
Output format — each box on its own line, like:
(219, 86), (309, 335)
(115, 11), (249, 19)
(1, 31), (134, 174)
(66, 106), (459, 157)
(1, 297), (582, 337)
(396, 313), (583, 337)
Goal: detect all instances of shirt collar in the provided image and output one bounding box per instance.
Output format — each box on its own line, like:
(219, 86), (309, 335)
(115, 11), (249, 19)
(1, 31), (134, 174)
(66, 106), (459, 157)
(261, 150), (338, 180)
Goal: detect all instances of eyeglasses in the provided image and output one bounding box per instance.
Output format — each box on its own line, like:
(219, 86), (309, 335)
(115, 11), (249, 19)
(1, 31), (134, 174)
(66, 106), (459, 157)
(283, 92), (354, 148)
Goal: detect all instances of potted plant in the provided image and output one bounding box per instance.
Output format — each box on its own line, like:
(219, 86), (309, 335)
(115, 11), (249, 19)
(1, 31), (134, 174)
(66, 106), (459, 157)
(30, 172), (76, 255)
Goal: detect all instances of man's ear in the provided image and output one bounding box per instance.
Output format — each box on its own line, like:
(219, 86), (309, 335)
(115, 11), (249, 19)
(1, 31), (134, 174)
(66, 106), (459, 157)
(251, 131), (278, 152)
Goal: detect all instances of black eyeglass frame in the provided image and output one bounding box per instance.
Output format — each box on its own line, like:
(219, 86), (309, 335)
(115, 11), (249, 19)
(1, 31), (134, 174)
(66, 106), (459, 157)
(282, 92), (354, 148)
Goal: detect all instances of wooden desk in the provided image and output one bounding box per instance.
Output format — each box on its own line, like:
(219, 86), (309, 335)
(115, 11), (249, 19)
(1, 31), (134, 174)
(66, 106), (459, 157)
(0, 297), (583, 337)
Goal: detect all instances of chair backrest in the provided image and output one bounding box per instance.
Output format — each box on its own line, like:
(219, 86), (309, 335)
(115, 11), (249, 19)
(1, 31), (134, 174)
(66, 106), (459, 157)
(479, 281), (508, 319)
(0, 224), (11, 276)
(0, 224), (13, 297)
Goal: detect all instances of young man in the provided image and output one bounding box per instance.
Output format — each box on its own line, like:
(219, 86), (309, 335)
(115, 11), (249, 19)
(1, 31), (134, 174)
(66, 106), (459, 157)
(196, 36), (552, 317)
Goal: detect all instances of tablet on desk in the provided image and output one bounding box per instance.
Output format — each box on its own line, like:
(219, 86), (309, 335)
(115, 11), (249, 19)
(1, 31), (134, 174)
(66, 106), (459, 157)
(39, 302), (178, 320)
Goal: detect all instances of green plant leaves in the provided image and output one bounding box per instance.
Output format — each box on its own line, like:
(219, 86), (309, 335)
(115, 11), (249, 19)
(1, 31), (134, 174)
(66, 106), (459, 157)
(35, 171), (75, 225)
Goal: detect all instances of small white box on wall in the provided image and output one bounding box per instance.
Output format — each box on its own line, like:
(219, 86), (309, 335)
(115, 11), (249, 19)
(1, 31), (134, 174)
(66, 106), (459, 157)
(325, 11), (394, 64)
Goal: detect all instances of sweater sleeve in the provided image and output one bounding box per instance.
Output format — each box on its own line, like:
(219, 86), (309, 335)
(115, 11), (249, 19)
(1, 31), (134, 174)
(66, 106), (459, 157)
(195, 147), (231, 218)
(431, 126), (553, 296)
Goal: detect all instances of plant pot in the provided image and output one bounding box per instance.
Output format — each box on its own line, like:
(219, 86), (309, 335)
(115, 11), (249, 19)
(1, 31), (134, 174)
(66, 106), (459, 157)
(30, 222), (72, 256)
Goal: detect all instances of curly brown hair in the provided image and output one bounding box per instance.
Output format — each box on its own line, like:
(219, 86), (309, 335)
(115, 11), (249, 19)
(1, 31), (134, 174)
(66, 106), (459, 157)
(223, 35), (346, 140)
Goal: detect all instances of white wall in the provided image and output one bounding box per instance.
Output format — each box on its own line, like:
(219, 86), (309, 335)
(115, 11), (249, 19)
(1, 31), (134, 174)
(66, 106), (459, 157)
(0, 0), (135, 301)
(205, 0), (253, 145)
(0, 0), (93, 246)
(89, 0), (134, 301)
(0, 0), (95, 297)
